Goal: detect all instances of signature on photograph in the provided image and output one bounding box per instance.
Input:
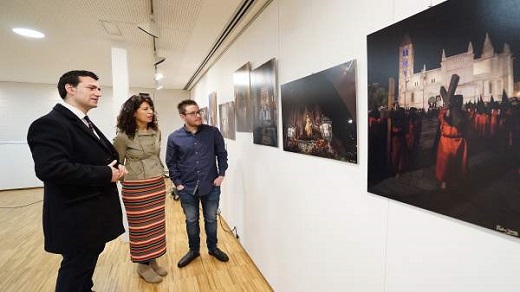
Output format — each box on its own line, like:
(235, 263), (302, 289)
(496, 225), (519, 237)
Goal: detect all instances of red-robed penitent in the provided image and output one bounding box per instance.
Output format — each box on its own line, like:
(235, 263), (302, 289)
(435, 108), (468, 184)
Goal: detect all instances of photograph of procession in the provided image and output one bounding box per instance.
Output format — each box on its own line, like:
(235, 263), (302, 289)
(281, 60), (357, 163)
(367, 0), (520, 237)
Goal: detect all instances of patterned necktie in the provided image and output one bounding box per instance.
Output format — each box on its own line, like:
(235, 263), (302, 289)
(84, 116), (95, 132)
(84, 116), (106, 146)
(84, 116), (102, 141)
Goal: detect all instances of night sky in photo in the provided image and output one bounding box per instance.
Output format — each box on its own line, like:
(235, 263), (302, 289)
(367, 0), (520, 87)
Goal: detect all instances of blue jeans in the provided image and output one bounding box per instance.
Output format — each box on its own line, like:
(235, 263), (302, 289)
(178, 185), (221, 251)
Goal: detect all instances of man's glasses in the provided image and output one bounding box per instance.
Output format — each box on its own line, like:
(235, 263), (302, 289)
(182, 110), (202, 117)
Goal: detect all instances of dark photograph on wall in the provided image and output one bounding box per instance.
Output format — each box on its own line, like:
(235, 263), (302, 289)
(219, 101), (236, 140)
(234, 62), (253, 132)
(281, 60), (357, 163)
(209, 91), (218, 127)
(367, 0), (520, 238)
(251, 58), (278, 147)
(199, 106), (209, 124)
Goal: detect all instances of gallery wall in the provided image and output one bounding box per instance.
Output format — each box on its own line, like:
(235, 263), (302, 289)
(190, 0), (520, 291)
(0, 81), (188, 189)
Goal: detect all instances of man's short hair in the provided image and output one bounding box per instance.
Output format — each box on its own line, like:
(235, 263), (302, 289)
(177, 99), (198, 114)
(57, 70), (98, 99)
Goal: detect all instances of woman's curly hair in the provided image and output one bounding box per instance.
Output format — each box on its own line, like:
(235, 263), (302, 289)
(116, 94), (158, 139)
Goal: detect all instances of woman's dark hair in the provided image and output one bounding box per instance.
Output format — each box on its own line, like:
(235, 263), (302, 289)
(57, 70), (98, 99)
(116, 94), (158, 139)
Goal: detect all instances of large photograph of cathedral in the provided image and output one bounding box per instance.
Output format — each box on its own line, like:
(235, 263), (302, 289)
(252, 58), (278, 147)
(367, 0), (520, 238)
(281, 60), (357, 163)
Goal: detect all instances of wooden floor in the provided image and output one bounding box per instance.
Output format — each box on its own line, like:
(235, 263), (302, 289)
(0, 185), (272, 292)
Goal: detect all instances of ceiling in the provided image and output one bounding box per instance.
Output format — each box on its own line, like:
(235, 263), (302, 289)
(0, 0), (270, 90)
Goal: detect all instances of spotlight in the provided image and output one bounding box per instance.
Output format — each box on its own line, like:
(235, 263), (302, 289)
(154, 72), (164, 81)
(155, 79), (163, 90)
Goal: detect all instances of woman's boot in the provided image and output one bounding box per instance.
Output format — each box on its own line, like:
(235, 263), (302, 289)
(150, 258), (168, 276)
(137, 263), (162, 283)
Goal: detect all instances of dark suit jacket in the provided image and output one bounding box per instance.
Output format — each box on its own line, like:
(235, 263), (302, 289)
(27, 103), (124, 254)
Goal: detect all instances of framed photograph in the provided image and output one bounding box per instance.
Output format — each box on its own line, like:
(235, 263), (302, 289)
(251, 58), (278, 147)
(367, 0), (520, 238)
(281, 60), (357, 163)
(219, 101), (236, 140)
(209, 92), (218, 127)
(199, 106), (209, 124)
(234, 62), (253, 132)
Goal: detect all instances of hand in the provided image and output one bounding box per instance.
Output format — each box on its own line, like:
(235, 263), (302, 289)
(213, 176), (224, 186)
(118, 164), (128, 177)
(176, 185), (185, 191)
(108, 160), (124, 182)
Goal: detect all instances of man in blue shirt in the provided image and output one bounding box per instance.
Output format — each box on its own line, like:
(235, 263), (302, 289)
(166, 99), (229, 268)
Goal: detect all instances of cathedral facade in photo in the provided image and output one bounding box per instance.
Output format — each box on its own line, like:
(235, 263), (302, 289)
(398, 33), (514, 109)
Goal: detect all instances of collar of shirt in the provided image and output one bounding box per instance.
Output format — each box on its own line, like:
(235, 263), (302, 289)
(60, 101), (89, 127)
(182, 124), (200, 135)
(136, 128), (158, 136)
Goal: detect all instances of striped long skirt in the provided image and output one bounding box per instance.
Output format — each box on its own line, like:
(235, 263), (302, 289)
(121, 176), (167, 263)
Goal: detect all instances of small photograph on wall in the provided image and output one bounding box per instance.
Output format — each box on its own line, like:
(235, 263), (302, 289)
(219, 101), (236, 140)
(199, 106), (209, 124)
(209, 92), (218, 127)
(251, 58), (278, 147)
(367, 0), (520, 238)
(281, 60), (357, 163)
(234, 62), (253, 132)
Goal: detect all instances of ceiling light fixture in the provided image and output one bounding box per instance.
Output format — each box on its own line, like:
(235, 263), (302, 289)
(138, 20), (160, 39)
(154, 71), (164, 81)
(138, 0), (160, 38)
(12, 27), (45, 38)
(139, 0), (166, 91)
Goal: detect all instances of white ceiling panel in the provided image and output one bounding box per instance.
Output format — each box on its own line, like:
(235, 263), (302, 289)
(0, 0), (270, 90)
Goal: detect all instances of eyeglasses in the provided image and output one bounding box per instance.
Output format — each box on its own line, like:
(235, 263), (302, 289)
(182, 110), (202, 117)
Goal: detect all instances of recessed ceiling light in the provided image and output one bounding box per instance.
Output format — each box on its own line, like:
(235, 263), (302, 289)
(12, 28), (45, 39)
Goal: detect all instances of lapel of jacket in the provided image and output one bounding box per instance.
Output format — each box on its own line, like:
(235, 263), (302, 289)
(90, 122), (115, 151)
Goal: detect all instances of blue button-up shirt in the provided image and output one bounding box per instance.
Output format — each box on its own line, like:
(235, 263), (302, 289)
(166, 124), (228, 196)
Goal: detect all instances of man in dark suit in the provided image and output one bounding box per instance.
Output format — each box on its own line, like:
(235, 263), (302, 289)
(27, 70), (127, 292)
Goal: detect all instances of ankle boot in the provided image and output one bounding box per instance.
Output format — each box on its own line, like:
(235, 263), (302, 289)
(137, 263), (162, 283)
(150, 259), (168, 276)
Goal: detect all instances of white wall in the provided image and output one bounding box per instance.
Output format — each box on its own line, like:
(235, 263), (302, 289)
(191, 0), (520, 291)
(0, 81), (187, 190)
